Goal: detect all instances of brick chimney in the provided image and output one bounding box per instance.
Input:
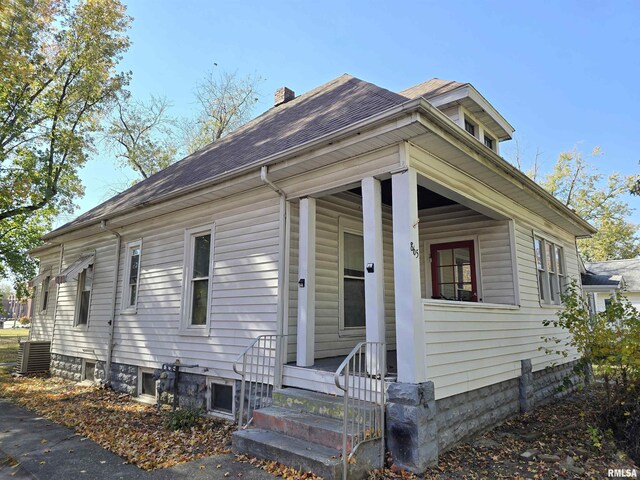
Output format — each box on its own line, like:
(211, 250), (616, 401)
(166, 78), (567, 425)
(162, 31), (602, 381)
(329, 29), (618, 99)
(274, 87), (295, 106)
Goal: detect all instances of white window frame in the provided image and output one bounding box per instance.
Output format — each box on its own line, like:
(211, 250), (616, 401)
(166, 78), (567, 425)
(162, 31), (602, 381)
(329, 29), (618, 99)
(533, 233), (566, 306)
(338, 217), (366, 337)
(180, 224), (214, 335)
(206, 378), (235, 419)
(121, 239), (142, 313)
(74, 265), (94, 328)
(82, 359), (97, 384)
(137, 367), (158, 404)
(41, 276), (50, 312)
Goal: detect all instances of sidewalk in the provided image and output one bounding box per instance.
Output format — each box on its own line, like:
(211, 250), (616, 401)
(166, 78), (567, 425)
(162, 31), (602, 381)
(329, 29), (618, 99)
(0, 399), (275, 480)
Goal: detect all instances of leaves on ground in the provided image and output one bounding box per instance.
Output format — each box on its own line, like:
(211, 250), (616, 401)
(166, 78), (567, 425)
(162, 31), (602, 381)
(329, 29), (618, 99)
(369, 385), (638, 479)
(0, 374), (233, 470)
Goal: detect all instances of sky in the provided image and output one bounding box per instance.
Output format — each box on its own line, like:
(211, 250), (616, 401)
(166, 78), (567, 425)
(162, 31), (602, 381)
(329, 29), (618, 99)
(60, 0), (640, 226)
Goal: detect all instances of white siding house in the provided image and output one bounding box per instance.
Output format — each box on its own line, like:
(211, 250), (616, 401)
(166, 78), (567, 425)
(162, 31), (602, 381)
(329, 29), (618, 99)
(29, 75), (596, 475)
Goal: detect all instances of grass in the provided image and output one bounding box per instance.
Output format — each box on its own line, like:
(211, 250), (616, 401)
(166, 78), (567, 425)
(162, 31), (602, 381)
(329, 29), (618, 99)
(0, 328), (28, 364)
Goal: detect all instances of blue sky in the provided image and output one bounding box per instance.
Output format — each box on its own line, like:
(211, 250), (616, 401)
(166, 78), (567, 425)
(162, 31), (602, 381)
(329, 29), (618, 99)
(65, 0), (640, 226)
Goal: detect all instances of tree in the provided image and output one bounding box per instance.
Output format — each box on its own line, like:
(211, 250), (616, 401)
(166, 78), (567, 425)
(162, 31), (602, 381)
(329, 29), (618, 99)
(182, 70), (263, 154)
(104, 95), (178, 180)
(540, 147), (639, 261)
(0, 0), (131, 287)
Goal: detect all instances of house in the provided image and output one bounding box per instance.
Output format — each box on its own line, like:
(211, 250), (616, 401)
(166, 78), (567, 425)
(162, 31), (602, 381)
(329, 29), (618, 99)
(28, 74), (595, 477)
(582, 258), (640, 313)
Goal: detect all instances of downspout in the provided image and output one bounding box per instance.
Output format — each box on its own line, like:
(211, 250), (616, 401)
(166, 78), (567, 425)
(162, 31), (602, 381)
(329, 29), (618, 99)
(260, 166), (288, 388)
(101, 220), (121, 386)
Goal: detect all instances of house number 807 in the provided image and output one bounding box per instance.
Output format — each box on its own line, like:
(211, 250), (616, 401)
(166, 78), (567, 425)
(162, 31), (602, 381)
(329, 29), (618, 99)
(410, 242), (419, 258)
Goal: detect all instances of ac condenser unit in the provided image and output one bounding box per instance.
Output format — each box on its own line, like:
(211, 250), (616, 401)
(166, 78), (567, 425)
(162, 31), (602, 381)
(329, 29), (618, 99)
(16, 341), (51, 374)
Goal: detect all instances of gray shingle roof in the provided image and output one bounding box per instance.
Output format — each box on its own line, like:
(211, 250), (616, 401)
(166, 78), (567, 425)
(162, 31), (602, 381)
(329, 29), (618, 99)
(399, 78), (466, 100)
(580, 273), (622, 287)
(586, 258), (640, 291)
(50, 74), (407, 235)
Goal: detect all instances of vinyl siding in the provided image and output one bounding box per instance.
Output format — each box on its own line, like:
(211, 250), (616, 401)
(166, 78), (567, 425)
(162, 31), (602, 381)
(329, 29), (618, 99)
(423, 218), (580, 400)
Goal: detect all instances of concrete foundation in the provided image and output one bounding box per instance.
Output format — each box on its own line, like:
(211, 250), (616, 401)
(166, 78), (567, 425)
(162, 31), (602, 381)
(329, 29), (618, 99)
(386, 359), (582, 474)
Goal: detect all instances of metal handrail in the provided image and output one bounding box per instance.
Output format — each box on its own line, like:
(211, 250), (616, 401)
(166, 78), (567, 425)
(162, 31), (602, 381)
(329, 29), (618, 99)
(334, 341), (386, 479)
(233, 334), (286, 429)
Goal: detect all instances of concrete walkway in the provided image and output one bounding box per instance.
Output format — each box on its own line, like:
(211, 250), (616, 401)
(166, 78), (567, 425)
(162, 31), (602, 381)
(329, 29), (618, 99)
(0, 399), (275, 480)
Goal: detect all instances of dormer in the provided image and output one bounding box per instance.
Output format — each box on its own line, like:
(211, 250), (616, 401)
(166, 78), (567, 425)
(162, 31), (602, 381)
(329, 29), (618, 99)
(400, 79), (515, 155)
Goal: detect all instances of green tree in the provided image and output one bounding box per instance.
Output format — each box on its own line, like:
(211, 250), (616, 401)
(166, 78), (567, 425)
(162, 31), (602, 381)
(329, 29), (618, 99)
(181, 69), (263, 154)
(0, 0), (131, 287)
(541, 148), (639, 261)
(103, 95), (178, 180)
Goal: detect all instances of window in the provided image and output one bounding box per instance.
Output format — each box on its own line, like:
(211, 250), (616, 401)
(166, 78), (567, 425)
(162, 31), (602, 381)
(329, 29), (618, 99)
(340, 224), (365, 332)
(83, 361), (96, 382)
(182, 225), (214, 330)
(430, 240), (478, 302)
(41, 276), (50, 311)
(464, 118), (476, 137)
(209, 382), (234, 416)
(75, 266), (93, 326)
(138, 369), (157, 401)
(123, 241), (141, 310)
(534, 235), (565, 305)
(483, 134), (494, 150)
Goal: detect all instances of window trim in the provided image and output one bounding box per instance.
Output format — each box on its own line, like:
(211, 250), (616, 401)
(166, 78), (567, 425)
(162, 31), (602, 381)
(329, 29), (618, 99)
(206, 378), (235, 419)
(427, 238), (480, 302)
(121, 239), (142, 313)
(464, 116), (477, 138)
(533, 232), (566, 306)
(180, 224), (215, 335)
(41, 276), (50, 312)
(338, 217), (366, 337)
(74, 265), (94, 328)
(137, 367), (158, 403)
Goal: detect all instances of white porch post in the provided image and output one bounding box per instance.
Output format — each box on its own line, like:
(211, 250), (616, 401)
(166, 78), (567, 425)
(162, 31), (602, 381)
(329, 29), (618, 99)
(362, 177), (385, 375)
(296, 197), (316, 367)
(392, 168), (428, 384)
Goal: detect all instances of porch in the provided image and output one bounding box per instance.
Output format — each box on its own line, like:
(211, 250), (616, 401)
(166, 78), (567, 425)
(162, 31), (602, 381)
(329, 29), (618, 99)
(281, 150), (520, 393)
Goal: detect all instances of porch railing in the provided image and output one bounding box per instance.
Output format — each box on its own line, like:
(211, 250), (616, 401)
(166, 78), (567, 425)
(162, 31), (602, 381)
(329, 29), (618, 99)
(334, 342), (386, 479)
(233, 334), (286, 430)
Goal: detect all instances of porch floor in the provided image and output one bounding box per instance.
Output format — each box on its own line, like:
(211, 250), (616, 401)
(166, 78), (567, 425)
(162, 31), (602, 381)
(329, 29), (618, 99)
(286, 350), (397, 375)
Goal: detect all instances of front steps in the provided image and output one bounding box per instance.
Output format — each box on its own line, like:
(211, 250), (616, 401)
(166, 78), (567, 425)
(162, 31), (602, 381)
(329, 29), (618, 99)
(232, 388), (383, 479)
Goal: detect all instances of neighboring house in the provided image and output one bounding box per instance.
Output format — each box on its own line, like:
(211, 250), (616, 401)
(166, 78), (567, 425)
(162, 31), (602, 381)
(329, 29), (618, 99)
(29, 75), (595, 476)
(582, 258), (640, 313)
(1, 294), (32, 324)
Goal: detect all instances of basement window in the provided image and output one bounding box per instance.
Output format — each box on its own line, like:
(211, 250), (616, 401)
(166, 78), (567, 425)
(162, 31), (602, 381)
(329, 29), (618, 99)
(83, 361), (96, 383)
(208, 380), (234, 417)
(138, 368), (158, 402)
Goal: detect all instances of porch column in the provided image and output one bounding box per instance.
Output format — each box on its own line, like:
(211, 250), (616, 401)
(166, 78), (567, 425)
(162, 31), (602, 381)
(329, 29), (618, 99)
(392, 168), (427, 384)
(362, 177), (385, 375)
(296, 197), (316, 367)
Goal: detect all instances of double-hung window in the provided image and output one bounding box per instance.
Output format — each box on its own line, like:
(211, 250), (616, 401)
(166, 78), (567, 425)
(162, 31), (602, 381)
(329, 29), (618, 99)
(534, 235), (565, 305)
(123, 240), (142, 311)
(182, 225), (214, 331)
(75, 266), (93, 326)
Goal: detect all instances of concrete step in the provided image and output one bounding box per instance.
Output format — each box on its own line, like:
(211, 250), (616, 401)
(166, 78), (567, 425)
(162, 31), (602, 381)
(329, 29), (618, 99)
(272, 388), (378, 420)
(253, 406), (353, 451)
(232, 428), (343, 480)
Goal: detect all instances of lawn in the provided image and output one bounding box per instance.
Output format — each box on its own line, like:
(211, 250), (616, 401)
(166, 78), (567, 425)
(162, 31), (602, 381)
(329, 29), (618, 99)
(0, 328), (28, 364)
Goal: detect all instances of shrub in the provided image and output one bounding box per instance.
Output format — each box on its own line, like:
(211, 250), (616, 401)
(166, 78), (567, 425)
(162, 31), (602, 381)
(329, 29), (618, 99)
(541, 280), (640, 463)
(163, 407), (202, 431)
